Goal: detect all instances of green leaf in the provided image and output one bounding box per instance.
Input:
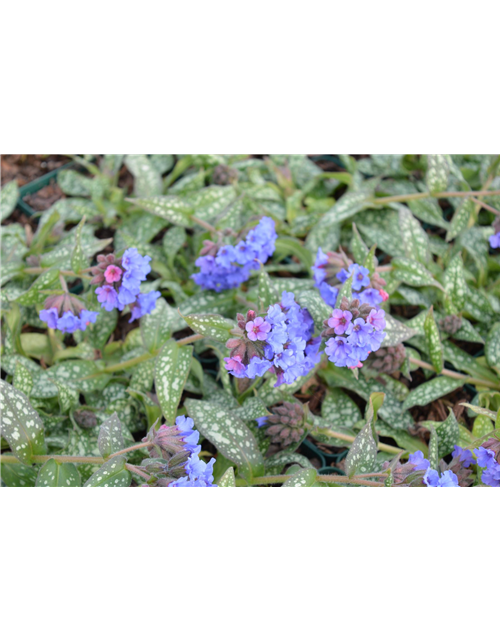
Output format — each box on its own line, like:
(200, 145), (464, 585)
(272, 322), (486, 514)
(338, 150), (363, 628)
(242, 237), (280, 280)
(443, 253), (466, 311)
(218, 467), (236, 487)
(50, 378), (79, 414)
(84, 455), (131, 487)
(13, 362), (33, 397)
(351, 223), (369, 264)
(392, 257), (444, 290)
(376, 422), (428, 455)
(36, 459), (81, 487)
(124, 154), (162, 197)
(149, 154), (175, 175)
(485, 323), (500, 369)
(321, 388), (361, 428)
(264, 452), (314, 475)
(97, 412), (125, 459)
(128, 195), (193, 227)
(274, 237), (312, 269)
(442, 341), (498, 384)
(472, 415), (494, 439)
(0, 379), (47, 464)
(428, 426), (439, 470)
(345, 419), (378, 477)
(0, 180), (19, 221)
(86, 308), (118, 350)
(14, 269), (60, 305)
(426, 155), (449, 193)
(47, 360), (109, 394)
(71, 217), (86, 274)
(185, 399), (265, 482)
(1, 463), (38, 487)
(162, 226), (186, 267)
(398, 206), (430, 264)
(318, 189), (372, 225)
(446, 198), (474, 242)
(424, 306), (443, 374)
(435, 409), (459, 457)
(335, 275), (353, 308)
(282, 468), (318, 487)
(140, 297), (172, 353)
(258, 268), (278, 310)
(232, 397), (269, 422)
(57, 170), (95, 196)
(402, 377), (463, 411)
(408, 198), (447, 229)
(182, 313), (234, 343)
(155, 341), (193, 424)
(306, 216), (340, 254)
(382, 314), (417, 347)
(297, 289), (331, 332)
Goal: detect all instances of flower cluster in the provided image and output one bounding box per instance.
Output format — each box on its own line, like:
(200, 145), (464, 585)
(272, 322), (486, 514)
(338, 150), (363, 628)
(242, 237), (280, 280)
(92, 249), (160, 322)
(474, 440), (500, 487)
(192, 217), (277, 292)
(256, 401), (308, 449)
(224, 291), (321, 387)
(313, 248), (388, 308)
(39, 294), (98, 334)
(489, 231), (500, 249)
(142, 416), (216, 487)
(408, 450), (459, 487)
(322, 296), (386, 369)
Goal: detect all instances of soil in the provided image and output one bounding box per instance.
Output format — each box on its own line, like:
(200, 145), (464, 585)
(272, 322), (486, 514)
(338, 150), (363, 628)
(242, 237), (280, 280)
(1, 154), (69, 187)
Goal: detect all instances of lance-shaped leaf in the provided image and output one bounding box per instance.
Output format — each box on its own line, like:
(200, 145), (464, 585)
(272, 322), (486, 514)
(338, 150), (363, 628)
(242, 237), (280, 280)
(14, 268), (60, 305)
(283, 468), (318, 487)
(218, 467), (236, 487)
(427, 426), (439, 470)
(335, 275), (353, 308)
(402, 377), (463, 411)
(424, 306), (443, 374)
(163, 226), (186, 267)
(1, 180), (19, 221)
(232, 397), (270, 422)
(185, 399), (265, 482)
(124, 154), (162, 197)
(435, 409), (459, 458)
(258, 268), (278, 310)
(408, 198), (447, 229)
(351, 223), (369, 264)
(426, 154), (449, 193)
(382, 314), (417, 347)
(345, 417), (378, 478)
(181, 313), (235, 343)
(392, 258), (444, 291)
(319, 189), (372, 226)
(472, 415), (494, 440)
(443, 253), (466, 311)
(86, 307), (118, 350)
(155, 340), (193, 424)
(321, 388), (361, 427)
(128, 195), (193, 227)
(0, 379), (47, 464)
(485, 322), (500, 369)
(140, 297), (172, 353)
(50, 378), (79, 414)
(36, 459), (81, 487)
(97, 412), (125, 459)
(13, 361), (33, 397)
(298, 289), (332, 332)
(446, 198), (474, 242)
(71, 217), (86, 274)
(264, 451), (315, 475)
(1, 463), (38, 487)
(398, 206), (430, 264)
(84, 455), (131, 487)
(442, 341), (498, 384)
(306, 216), (340, 254)
(47, 360), (109, 394)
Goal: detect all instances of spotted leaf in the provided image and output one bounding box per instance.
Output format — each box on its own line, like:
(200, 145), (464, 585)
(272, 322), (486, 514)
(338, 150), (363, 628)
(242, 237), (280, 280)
(345, 418), (378, 477)
(218, 467), (236, 487)
(128, 195), (193, 227)
(282, 468), (318, 487)
(14, 269), (60, 305)
(392, 258), (444, 291)
(426, 155), (449, 194)
(424, 306), (443, 374)
(140, 297), (172, 353)
(398, 206), (430, 264)
(124, 154), (162, 197)
(382, 313), (417, 347)
(155, 341), (193, 424)
(402, 377), (463, 411)
(182, 313), (235, 343)
(486, 322), (500, 369)
(97, 412), (125, 459)
(446, 198), (474, 242)
(36, 459), (81, 487)
(443, 253), (466, 311)
(258, 268), (278, 310)
(0, 180), (19, 221)
(13, 361), (33, 397)
(0, 379), (47, 464)
(84, 455), (131, 487)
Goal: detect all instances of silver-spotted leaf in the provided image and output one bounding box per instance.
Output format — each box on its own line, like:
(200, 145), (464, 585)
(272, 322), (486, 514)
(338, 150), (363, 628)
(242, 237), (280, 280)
(443, 253), (466, 311)
(345, 420), (378, 477)
(0, 379), (47, 464)
(298, 289), (332, 332)
(485, 323), (500, 369)
(185, 399), (265, 482)
(402, 377), (463, 411)
(392, 258), (444, 290)
(13, 361), (33, 397)
(398, 206), (430, 264)
(98, 412), (125, 459)
(424, 306), (443, 374)
(282, 468), (318, 487)
(129, 195), (193, 227)
(155, 341), (193, 424)
(426, 155), (449, 194)
(435, 410), (460, 458)
(140, 297), (172, 353)
(218, 467), (236, 487)
(36, 459), (81, 487)
(14, 269), (60, 305)
(1, 180), (19, 221)
(182, 313), (234, 343)
(382, 314), (417, 347)
(258, 268), (278, 310)
(446, 198), (474, 242)
(124, 154), (162, 197)
(84, 455), (131, 487)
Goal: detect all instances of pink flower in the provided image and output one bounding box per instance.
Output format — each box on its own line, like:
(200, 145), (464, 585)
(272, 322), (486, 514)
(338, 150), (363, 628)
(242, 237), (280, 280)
(379, 289), (389, 302)
(224, 355), (246, 376)
(246, 316), (271, 341)
(367, 308), (386, 331)
(104, 265), (123, 283)
(327, 309), (353, 335)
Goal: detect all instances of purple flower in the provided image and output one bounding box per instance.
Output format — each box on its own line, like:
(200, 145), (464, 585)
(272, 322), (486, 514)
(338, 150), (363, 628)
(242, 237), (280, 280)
(474, 447), (496, 469)
(424, 468), (459, 487)
(346, 318), (373, 347)
(489, 232), (500, 249)
(366, 308), (386, 332)
(312, 248), (328, 286)
(122, 248), (152, 279)
(408, 450), (430, 471)
(39, 307), (59, 329)
(325, 337), (358, 367)
(452, 446), (475, 468)
(351, 265), (371, 291)
(117, 285), (137, 307)
(327, 309), (353, 335)
(246, 317), (271, 341)
(129, 291), (161, 322)
(169, 453), (217, 487)
(256, 417), (268, 427)
(56, 311), (81, 334)
(215, 244), (237, 268)
(224, 355), (247, 377)
(96, 285), (121, 311)
(175, 415), (200, 455)
(319, 282), (339, 307)
(79, 309), (99, 330)
(358, 288), (383, 306)
(423, 468), (439, 487)
(246, 357), (273, 378)
(481, 466), (500, 487)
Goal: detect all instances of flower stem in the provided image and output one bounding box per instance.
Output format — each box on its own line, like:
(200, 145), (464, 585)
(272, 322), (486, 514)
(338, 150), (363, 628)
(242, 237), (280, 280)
(311, 429), (404, 455)
(176, 333), (204, 346)
(125, 463), (150, 481)
(408, 356), (500, 390)
(110, 442), (151, 458)
(191, 216), (217, 234)
(372, 189), (500, 206)
(246, 473), (386, 486)
(0, 454), (104, 465)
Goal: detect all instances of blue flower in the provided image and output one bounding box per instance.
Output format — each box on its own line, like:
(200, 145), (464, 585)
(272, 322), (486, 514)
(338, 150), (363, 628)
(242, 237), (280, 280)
(312, 248), (328, 286)
(129, 291), (161, 322)
(474, 446), (496, 469)
(57, 311), (82, 334)
(246, 357), (273, 378)
(358, 288), (383, 306)
(215, 244), (238, 268)
(423, 468), (459, 487)
(408, 450), (430, 471)
(346, 318), (374, 347)
(319, 282), (338, 307)
(489, 232), (500, 249)
(79, 309), (99, 330)
(325, 337), (357, 367)
(39, 307), (59, 329)
(175, 415), (201, 455)
(351, 265), (371, 291)
(170, 453), (217, 487)
(452, 446), (475, 468)
(122, 248), (152, 279)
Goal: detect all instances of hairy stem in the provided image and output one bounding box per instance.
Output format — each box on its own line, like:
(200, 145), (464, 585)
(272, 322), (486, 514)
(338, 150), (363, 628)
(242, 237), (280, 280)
(110, 442), (151, 458)
(311, 429), (404, 455)
(246, 473), (386, 487)
(372, 189), (500, 206)
(0, 454), (104, 465)
(176, 333), (204, 346)
(125, 463), (150, 481)
(408, 356), (500, 390)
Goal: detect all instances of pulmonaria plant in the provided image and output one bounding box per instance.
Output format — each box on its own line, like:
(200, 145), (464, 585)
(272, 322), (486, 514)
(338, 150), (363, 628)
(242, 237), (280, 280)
(92, 248), (160, 322)
(474, 439), (500, 487)
(141, 416), (216, 487)
(313, 248), (388, 308)
(192, 216), (277, 292)
(257, 401), (309, 448)
(224, 291), (321, 386)
(322, 296), (386, 369)
(39, 294), (99, 334)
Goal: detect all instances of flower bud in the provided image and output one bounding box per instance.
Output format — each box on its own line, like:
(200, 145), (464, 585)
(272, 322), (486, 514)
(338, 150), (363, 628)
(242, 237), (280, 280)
(438, 315), (462, 335)
(265, 401), (309, 448)
(366, 343), (406, 374)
